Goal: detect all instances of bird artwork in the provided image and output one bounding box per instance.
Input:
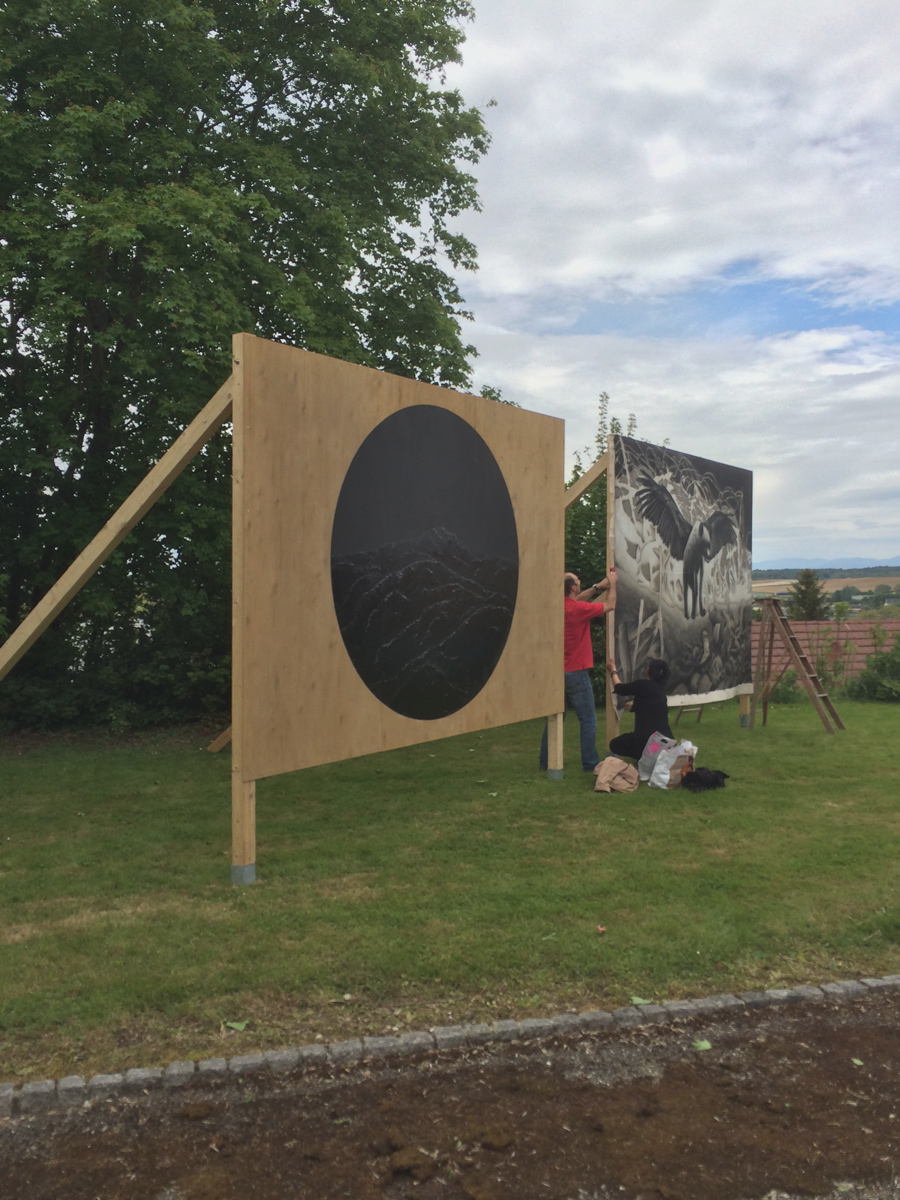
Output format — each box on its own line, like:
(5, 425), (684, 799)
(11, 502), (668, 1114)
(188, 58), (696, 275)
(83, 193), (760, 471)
(634, 473), (737, 619)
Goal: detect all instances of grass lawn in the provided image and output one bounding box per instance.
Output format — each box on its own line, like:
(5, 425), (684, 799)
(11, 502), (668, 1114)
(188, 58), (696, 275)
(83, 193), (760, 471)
(1, 698), (899, 1081)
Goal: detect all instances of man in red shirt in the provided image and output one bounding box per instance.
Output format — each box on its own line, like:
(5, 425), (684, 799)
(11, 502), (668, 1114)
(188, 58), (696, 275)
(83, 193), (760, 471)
(540, 569), (616, 773)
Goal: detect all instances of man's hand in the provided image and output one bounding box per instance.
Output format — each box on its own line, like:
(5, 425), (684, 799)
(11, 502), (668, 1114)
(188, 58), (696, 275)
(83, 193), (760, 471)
(603, 567), (617, 612)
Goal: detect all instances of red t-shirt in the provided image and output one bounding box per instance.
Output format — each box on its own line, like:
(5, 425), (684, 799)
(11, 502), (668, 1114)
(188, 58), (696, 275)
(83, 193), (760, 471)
(564, 596), (604, 671)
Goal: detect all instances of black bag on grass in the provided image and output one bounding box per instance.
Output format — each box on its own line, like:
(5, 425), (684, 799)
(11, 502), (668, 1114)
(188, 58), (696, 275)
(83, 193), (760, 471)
(681, 767), (729, 792)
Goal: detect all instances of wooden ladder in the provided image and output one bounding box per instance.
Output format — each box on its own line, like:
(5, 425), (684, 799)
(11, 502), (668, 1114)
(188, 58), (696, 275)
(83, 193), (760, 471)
(750, 598), (845, 733)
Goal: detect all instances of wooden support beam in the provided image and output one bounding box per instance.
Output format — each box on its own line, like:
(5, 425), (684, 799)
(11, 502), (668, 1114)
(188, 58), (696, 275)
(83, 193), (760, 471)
(605, 439), (618, 750)
(748, 602), (770, 731)
(207, 726), (233, 753)
(0, 377), (235, 684)
(229, 335), (255, 882)
(546, 711), (564, 779)
(564, 451), (608, 509)
(231, 777), (256, 885)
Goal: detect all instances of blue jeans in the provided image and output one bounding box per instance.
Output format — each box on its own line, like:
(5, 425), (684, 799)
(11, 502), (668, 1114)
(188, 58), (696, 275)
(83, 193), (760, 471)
(540, 669), (600, 772)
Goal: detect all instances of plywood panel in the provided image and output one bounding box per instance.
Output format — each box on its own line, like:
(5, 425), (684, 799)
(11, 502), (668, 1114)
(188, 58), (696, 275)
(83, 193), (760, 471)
(233, 334), (564, 781)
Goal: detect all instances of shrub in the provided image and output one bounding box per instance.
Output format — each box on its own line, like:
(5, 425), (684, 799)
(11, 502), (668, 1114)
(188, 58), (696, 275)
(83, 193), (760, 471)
(846, 633), (900, 702)
(769, 670), (802, 704)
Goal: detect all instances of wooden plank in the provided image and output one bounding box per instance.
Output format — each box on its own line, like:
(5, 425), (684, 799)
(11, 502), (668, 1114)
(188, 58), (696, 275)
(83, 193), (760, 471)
(235, 335), (565, 781)
(564, 451), (608, 509)
(0, 376), (235, 684)
(207, 726), (232, 753)
(605, 437), (618, 750)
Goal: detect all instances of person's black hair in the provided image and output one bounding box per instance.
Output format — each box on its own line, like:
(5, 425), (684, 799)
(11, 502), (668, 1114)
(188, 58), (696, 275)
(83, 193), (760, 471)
(647, 658), (670, 686)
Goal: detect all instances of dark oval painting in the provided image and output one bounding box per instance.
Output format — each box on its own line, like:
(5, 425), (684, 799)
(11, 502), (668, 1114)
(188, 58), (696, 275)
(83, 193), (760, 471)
(331, 405), (519, 720)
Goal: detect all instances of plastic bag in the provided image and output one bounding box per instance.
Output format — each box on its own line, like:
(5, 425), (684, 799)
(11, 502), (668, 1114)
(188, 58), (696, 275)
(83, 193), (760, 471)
(648, 739), (698, 789)
(638, 732), (676, 782)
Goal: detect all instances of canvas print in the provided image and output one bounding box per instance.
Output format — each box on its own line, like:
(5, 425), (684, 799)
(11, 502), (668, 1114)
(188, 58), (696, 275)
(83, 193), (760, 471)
(613, 435), (753, 707)
(331, 404), (519, 720)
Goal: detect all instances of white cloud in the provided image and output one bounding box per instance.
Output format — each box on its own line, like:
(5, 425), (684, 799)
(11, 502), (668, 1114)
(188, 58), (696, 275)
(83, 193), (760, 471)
(467, 324), (900, 562)
(447, 1), (900, 561)
(451, 0), (900, 305)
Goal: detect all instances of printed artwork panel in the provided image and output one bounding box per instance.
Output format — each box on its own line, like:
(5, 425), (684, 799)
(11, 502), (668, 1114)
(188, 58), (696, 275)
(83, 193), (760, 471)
(613, 435), (753, 706)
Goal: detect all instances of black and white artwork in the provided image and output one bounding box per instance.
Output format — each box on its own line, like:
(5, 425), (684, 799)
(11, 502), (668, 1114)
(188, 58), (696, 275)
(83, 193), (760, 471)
(331, 405), (519, 720)
(613, 435), (752, 705)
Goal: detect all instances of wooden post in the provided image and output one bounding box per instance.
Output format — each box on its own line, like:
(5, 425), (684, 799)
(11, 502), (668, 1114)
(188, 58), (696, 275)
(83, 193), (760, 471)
(231, 780), (256, 885)
(562, 450), (611, 780)
(748, 601), (770, 731)
(739, 693), (751, 728)
(0, 377), (235, 684)
(230, 334), (256, 884)
(546, 712), (564, 780)
(605, 437), (618, 750)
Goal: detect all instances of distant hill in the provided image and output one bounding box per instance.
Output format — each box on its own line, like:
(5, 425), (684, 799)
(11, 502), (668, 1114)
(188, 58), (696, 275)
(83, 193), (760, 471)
(753, 564), (900, 580)
(753, 555), (900, 571)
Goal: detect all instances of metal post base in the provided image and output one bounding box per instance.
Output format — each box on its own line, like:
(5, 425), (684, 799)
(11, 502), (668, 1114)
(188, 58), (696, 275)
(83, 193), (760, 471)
(231, 863), (256, 885)
(547, 769), (563, 781)
(739, 714), (750, 728)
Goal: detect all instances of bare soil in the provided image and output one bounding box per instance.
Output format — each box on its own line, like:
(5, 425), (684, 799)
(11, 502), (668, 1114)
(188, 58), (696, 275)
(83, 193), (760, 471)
(4, 992), (900, 1200)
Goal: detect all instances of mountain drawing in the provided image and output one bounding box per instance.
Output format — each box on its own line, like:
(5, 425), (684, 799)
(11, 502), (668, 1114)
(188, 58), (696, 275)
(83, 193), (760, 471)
(331, 527), (518, 720)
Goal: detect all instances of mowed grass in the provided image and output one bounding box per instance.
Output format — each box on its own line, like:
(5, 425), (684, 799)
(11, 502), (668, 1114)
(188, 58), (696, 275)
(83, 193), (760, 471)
(1, 699), (899, 1080)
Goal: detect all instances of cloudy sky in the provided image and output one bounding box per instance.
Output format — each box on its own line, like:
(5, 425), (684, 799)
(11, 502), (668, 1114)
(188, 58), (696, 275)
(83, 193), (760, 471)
(446, 0), (900, 566)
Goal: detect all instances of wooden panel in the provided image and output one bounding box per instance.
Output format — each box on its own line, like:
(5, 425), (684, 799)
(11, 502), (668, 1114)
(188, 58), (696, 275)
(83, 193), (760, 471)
(233, 334), (565, 781)
(0, 377), (234, 683)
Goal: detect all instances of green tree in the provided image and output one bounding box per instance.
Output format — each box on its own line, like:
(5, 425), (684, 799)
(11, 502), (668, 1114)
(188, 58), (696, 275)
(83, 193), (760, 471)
(0, 0), (489, 728)
(833, 600), (851, 622)
(786, 569), (831, 621)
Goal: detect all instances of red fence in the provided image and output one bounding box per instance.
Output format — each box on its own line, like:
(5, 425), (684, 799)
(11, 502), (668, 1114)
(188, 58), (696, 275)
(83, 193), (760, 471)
(751, 619), (900, 680)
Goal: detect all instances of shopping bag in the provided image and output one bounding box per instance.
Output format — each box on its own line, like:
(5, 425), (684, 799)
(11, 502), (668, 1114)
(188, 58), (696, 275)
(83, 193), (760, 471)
(648, 739), (698, 789)
(638, 732), (676, 782)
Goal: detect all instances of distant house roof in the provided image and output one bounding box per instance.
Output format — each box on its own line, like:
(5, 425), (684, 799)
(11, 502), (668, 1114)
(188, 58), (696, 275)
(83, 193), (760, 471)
(751, 619), (900, 680)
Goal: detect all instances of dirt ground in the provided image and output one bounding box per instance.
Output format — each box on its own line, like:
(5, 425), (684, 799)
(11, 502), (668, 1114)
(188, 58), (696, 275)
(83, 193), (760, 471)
(4, 991), (900, 1200)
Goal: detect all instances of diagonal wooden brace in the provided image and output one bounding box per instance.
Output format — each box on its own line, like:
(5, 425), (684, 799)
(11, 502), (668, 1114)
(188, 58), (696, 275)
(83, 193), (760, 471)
(0, 376), (235, 683)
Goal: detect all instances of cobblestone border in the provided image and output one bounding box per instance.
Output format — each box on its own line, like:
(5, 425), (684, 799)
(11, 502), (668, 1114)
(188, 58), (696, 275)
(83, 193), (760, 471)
(3, 975), (899, 1118)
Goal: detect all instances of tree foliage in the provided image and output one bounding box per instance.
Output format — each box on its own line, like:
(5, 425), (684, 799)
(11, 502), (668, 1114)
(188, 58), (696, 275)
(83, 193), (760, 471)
(0, 0), (488, 728)
(786, 569), (831, 621)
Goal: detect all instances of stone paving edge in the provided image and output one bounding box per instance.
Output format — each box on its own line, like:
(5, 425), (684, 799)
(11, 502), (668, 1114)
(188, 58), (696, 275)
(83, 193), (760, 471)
(2, 974), (899, 1118)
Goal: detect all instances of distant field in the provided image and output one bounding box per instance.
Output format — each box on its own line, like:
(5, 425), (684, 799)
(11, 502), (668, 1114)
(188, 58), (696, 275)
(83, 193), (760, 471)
(753, 575), (899, 596)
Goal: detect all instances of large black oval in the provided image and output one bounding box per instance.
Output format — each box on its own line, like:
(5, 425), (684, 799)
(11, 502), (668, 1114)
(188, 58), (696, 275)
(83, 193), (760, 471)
(331, 405), (519, 720)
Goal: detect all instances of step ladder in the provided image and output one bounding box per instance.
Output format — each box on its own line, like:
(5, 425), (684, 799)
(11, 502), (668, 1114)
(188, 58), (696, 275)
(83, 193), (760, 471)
(750, 598), (844, 733)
